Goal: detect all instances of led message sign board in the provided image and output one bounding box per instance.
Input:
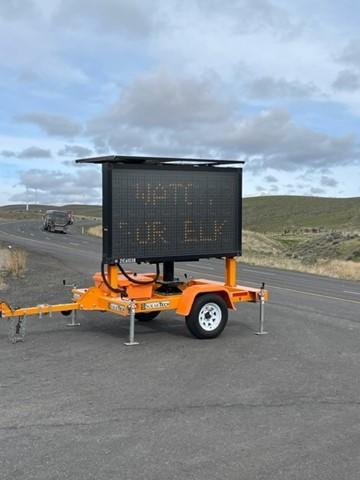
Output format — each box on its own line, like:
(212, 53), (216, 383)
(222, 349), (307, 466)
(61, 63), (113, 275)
(102, 163), (242, 263)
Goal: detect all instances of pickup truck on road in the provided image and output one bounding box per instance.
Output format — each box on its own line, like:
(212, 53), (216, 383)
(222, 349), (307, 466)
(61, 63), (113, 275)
(42, 210), (73, 233)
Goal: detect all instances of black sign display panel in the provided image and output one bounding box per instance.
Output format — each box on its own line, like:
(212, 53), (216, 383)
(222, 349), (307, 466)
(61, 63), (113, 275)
(102, 164), (242, 263)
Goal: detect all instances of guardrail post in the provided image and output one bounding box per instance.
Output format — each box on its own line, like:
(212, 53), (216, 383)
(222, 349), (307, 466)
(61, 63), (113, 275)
(255, 282), (268, 335)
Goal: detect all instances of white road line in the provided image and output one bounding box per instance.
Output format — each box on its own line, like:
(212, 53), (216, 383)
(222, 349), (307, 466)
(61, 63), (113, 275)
(184, 263), (215, 270)
(69, 242), (80, 246)
(344, 290), (360, 295)
(192, 265), (215, 271)
(176, 267), (360, 305)
(0, 231), (97, 258)
(269, 285), (360, 305)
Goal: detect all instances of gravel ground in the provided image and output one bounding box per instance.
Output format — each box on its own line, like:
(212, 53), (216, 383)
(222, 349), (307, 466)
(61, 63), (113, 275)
(0, 242), (88, 307)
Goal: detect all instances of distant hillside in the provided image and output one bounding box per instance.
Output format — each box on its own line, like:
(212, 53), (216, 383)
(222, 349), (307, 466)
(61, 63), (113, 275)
(243, 196), (360, 232)
(1, 196), (360, 232)
(0, 204), (101, 219)
(242, 230), (359, 280)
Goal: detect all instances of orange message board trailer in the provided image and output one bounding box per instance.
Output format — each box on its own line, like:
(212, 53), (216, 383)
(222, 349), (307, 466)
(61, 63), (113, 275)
(1, 155), (268, 344)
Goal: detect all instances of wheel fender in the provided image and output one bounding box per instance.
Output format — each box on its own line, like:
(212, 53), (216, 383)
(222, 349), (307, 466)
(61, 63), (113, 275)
(176, 285), (235, 317)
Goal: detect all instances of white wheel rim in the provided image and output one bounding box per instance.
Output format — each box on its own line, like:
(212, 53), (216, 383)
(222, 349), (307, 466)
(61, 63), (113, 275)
(198, 303), (222, 331)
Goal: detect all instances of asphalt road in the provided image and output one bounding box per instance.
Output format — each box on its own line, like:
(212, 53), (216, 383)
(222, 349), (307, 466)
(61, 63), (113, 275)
(1, 218), (359, 305)
(1, 219), (360, 480)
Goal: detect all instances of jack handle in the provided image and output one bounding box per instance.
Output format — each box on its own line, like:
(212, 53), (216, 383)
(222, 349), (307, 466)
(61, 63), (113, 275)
(63, 279), (77, 288)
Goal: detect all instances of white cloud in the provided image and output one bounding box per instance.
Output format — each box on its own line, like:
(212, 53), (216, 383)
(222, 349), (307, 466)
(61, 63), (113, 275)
(320, 175), (338, 187)
(195, 0), (302, 37)
(86, 70), (360, 173)
(310, 187), (325, 195)
(0, 8), (88, 84)
(1, 146), (51, 159)
(264, 175), (278, 183)
(333, 70), (360, 91)
(217, 110), (359, 171)
(337, 39), (360, 69)
(1, 150), (16, 158)
(18, 146), (52, 158)
(11, 167), (101, 204)
(0, 0), (38, 21)
(246, 76), (319, 99)
(58, 145), (93, 157)
(16, 112), (83, 137)
(54, 0), (161, 36)
(89, 70), (231, 132)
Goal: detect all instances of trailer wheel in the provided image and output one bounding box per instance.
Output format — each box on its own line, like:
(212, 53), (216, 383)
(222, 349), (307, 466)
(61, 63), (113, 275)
(186, 294), (228, 339)
(135, 311), (160, 321)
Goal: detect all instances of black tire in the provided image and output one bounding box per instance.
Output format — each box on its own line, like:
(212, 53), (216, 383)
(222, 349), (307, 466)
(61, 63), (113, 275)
(61, 310), (72, 316)
(135, 311), (160, 322)
(185, 294), (228, 339)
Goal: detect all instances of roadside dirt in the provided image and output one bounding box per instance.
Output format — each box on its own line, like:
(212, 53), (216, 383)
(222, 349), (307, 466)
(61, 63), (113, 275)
(0, 240), (88, 308)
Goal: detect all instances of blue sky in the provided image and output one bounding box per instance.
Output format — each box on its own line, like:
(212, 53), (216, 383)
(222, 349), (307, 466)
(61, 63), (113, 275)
(0, 0), (359, 205)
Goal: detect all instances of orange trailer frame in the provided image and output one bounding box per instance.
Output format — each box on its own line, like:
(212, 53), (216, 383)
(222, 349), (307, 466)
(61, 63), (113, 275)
(1, 258), (269, 344)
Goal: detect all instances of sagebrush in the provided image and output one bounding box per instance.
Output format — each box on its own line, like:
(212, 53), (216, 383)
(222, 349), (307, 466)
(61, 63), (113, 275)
(0, 247), (27, 280)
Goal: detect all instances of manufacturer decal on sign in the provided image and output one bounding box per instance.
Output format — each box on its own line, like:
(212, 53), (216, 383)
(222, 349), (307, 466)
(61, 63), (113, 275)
(109, 303), (127, 312)
(117, 258), (136, 264)
(141, 301), (170, 310)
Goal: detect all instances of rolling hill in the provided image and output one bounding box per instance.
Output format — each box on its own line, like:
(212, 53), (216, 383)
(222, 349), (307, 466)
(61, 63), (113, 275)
(243, 196), (360, 233)
(0, 204), (102, 220)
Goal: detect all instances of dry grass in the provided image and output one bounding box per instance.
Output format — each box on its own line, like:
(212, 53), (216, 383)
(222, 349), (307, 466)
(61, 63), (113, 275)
(8, 248), (28, 278)
(87, 225), (102, 238)
(242, 229), (360, 280)
(0, 247), (28, 284)
(242, 230), (285, 256)
(0, 249), (11, 289)
(240, 255), (360, 281)
(0, 249), (11, 269)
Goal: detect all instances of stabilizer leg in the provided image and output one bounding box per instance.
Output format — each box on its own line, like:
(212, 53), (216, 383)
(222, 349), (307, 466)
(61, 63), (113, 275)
(124, 300), (139, 346)
(8, 316), (27, 343)
(67, 309), (80, 327)
(255, 283), (268, 335)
